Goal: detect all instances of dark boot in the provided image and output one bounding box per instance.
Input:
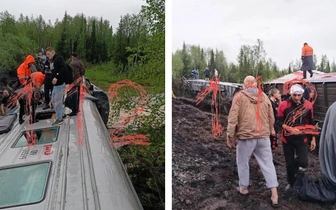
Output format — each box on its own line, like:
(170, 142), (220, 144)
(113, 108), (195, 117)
(309, 70), (313, 78)
(302, 70), (307, 79)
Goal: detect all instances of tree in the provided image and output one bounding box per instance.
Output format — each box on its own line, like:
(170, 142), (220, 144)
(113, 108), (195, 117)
(181, 42), (191, 77)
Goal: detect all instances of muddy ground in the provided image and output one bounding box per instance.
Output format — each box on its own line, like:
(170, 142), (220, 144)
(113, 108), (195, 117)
(172, 97), (336, 210)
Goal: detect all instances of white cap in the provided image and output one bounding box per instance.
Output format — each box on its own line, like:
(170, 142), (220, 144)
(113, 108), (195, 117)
(290, 84), (304, 94)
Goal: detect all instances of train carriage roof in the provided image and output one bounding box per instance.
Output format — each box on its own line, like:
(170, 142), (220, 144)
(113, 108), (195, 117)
(266, 70), (326, 84)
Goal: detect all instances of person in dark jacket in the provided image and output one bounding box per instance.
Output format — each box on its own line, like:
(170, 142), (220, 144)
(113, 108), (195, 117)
(204, 67), (210, 80)
(66, 52), (85, 116)
(42, 57), (53, 110)
(269, 88), (281, 150)
(46, 47), (66, 126)
(277, 84), (316, 190)
(1, 90), (10, 115)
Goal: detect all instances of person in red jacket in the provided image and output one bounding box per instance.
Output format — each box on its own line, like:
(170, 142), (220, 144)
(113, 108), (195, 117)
(277, 84), (316, 191)
(17, 55), (37, 124)
(301, 43), (314, 79)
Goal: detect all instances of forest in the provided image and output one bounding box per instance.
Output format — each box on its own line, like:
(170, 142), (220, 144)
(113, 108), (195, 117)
(172, 39), (336, 85)
(0, 0), (164, 90)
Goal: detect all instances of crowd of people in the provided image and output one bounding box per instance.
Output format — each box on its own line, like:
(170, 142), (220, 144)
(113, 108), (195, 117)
(189, 66), (219, 80)
(227, 75), (317, 208)
(0, 47), (85, 126)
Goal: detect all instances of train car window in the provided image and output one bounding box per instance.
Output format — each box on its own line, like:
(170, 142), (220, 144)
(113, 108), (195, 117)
(12, 127), (59, 148)
(0, 162), (51, 208)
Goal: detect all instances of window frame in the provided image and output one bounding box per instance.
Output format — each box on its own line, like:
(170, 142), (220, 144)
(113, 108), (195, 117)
(11, 126), (60, 148)
(0, 161), (52, 209)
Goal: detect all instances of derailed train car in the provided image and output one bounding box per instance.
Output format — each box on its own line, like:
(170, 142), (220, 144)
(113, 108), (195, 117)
(0, 78), (143, 209)
(182, 78), (242, 114)
(263, 71), (336, 125)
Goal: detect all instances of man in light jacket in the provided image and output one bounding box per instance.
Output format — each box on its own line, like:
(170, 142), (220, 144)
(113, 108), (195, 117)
(227, 75), (280, 208)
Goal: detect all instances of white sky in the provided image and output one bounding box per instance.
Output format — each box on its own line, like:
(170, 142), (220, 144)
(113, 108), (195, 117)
(172, 0), (336, 69)
(0, 0), (143, 31)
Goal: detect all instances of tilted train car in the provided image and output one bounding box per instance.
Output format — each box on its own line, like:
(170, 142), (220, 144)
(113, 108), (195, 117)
(263, 71), (336, 125)
(183, 78), (241, 97)
(0, 78), (143, 209)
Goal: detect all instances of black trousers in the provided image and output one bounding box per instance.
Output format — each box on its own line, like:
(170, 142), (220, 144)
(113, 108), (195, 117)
(44, 81), (53, 105)
(282, 137), (308, 186)
(65, 86), (80, 113)
(19, 98), (25, 120)
(19, 97), (37, 122)
(303, 70), (313, 79)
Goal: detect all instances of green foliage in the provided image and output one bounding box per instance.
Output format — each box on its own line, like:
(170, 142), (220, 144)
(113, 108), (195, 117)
(85, 61), (164, 93)
(173, 39), (336, 87)
(0, 7), (164, 83)
(112, 93), (165, 210)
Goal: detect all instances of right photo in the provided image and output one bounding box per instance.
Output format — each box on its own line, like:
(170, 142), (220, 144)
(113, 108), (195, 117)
(172, 0), (336, 209)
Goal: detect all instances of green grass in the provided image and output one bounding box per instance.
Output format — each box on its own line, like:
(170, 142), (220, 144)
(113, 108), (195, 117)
(85, 62), (165, 94)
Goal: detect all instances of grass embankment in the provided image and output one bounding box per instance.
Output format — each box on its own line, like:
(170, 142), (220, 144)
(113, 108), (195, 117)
(85, 62), (164, 93)
(85, 63), (165, 210)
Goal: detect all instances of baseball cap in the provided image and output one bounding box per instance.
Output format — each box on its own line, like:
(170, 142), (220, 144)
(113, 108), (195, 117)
(290, 84), (304, 94)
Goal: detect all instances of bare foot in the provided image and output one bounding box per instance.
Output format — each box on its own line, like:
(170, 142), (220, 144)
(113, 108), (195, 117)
(239, 187), (249, 195)
(271, 195), (278, 204)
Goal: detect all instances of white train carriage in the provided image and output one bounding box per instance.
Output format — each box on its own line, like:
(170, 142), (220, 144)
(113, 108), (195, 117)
(0, 79), (143, 210)
(185, 78), (241, 97)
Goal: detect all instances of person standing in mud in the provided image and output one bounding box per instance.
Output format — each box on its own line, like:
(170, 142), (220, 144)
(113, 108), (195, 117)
(227, 75), (280, 208)
(277, 84), (316, 191)
(269, 88), (281, 150)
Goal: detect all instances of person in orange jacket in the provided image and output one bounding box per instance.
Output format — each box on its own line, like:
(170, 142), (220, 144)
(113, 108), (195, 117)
(26, 71), (45, 124)
(301, 43), (314, 79)
(17, 55), (37, 86)
(17, 55), (37, 124)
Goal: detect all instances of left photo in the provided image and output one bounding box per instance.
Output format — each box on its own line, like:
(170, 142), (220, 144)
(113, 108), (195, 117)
(0, 0), (165, 209)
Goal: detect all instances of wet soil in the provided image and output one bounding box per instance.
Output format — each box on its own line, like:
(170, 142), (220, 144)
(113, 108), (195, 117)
(172, 97), (336, 210)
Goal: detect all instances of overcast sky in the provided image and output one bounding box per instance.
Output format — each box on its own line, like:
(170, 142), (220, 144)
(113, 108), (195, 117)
(0, 0), (143, 31)
(172, 0), (336, 69)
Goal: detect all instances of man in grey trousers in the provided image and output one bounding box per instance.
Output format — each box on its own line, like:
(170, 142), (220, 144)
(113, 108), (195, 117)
(227, 75), (280, 208)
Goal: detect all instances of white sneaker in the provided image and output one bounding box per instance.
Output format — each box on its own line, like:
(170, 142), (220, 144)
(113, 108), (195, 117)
(285, 184), (291, 191)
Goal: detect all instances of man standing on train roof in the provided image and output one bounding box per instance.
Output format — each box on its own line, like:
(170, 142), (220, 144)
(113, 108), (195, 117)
(301, 43), (314, 79)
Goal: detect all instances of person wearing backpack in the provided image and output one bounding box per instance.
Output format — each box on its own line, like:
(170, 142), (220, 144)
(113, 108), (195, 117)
(46, 47), (66, 126)
(66, 52), (85, 116)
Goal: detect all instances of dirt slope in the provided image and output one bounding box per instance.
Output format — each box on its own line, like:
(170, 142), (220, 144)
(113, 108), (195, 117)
(172, 98), (335, 210)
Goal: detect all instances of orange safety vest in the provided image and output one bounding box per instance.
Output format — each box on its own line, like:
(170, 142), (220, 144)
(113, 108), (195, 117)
(30, 72), (45, 87)
(302, 45), (313, 57)
(17, 55), (35, 85)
